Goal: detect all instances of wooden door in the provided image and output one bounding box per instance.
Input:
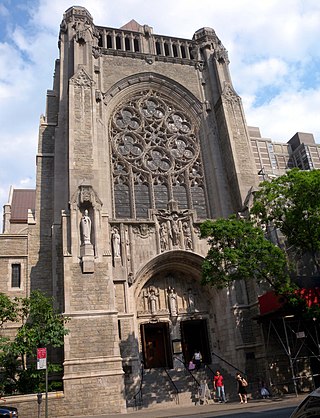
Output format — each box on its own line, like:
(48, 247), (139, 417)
(141, 322), (171, 369)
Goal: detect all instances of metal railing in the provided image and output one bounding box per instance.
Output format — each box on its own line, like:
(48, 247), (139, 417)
(162, 367), (179, 404)
(212, 351), (246, 377)
(132, 363), (144, 409)
(173, 356), (201, 388)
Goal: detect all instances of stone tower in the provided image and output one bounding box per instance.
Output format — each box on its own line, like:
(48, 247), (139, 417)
(5, 6), (263, 415)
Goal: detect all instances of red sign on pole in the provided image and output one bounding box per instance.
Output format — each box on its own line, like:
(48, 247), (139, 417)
(37, 348), (47, 370)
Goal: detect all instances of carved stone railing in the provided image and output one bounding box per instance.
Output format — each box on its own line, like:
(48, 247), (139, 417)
(95, 26), (196, 61)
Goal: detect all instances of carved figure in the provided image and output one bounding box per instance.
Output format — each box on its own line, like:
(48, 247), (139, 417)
(160, 223), (168, 251)
(183, 221), (193, 250)
(112, 227), (121, 258)
(187, 288), (195, 312)
(128, 272), (134, 287)
(157, 206), (190, 249)
(168, 287), (178, 317)
(170, 215), (181, 247)
(81, 209), (91, 245)
(148, 289), (158, 315)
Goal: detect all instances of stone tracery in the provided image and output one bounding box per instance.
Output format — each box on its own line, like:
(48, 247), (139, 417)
(110, 89), (207, 219)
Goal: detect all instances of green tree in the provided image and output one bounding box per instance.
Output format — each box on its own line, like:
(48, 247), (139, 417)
(0, 293), (18, 328)
(200, 217), (291, 291)
(201, 169), (320, 320)
(0, 291), (69, 394)
(251, 168), (320, 273)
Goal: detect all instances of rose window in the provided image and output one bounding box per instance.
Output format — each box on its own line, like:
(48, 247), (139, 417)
(111, 91), (198, 175)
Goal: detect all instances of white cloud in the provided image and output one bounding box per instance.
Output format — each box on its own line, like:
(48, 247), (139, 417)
(0, 4), (9, 17)
(1, 0), (320, 227)
(235, 58), (289, 97)
(245, 88), (320, 141)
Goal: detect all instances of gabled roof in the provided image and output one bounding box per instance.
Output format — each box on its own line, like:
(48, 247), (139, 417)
(120, 19), (143, 33)
(10, 189), (36, 223)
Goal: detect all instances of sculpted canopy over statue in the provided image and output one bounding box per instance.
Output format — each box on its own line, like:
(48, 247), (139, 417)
(81, 209), (91, 245)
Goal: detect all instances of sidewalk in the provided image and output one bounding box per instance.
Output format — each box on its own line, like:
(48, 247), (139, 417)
(71, 395), (302, 418)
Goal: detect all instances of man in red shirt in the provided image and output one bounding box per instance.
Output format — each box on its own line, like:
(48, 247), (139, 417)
(213, 370), (226, 403)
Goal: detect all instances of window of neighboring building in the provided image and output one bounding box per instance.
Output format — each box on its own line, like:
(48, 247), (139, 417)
(11, 264), (21, 288)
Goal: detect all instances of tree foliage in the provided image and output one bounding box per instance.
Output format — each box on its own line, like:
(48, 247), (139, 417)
(0, 291), (69, 395)
(200, 217), (290, 290)
(251, 168), (320, 272)
(200, 168), (320, 320)
(0, 294), (18, 328)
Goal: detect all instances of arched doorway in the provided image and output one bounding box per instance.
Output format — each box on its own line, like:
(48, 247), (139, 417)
(180, 319), (211, 364)
(135, 251), (214, 369)
(141, 322), (172, 369)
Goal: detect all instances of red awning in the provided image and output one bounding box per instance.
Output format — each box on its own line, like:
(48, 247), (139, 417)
(258, 288), (320, 316)
(258, 291), (283, 316)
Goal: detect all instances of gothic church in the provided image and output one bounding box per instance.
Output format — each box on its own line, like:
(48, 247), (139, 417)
(1, 6), (319, 416)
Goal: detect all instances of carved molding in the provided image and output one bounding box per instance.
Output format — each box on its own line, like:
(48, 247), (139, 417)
(103, 72), (203, 117)
(70, 185), (102, 210)
(221, 82), (240, 105)
(70, 68), (95, 88)
(132, 224), (155, 239)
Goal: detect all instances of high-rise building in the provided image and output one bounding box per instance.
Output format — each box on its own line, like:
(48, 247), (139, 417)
(1, 6), (319, 416)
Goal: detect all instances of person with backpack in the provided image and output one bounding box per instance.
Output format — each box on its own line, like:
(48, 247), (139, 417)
(236, 372), (248, 403)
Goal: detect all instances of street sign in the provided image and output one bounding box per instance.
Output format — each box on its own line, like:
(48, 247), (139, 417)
(37, 348), (47, 370)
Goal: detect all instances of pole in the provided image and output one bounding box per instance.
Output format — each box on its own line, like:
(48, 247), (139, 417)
(37, 393), (42, 418)
(283, 317), (298, 397)
(45, 365), (48, 418)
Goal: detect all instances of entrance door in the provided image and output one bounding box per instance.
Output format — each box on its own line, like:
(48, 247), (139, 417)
(141, 322), (172, 369)
(181, 319), (211, 364)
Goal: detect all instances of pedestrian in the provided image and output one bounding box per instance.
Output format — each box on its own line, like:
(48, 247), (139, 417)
(213, 370), (226, 403)
(193, 349), (202, 370)
(260, 380), (270, 398)
(188, 360), (195, 371)
(236, 372), (248, 403)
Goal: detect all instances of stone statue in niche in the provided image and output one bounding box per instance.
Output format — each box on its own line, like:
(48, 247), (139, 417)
(187, 288), (195, 312)
(147, 288), (159, 315)
(182, 221), (193, 250)
(159, 223), (168, 251)
(168, 287), (178, 317)
(112, 227), (121, 258)
(81, 209), (91, 245)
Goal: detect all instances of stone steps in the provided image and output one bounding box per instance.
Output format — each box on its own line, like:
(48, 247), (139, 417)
(127, 364), (240, 411)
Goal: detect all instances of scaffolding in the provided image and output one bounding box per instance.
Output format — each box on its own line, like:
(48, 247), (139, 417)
(261, 315), (320, 395)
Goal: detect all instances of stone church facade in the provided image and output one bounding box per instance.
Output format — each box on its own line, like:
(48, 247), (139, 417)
(1, 6), (320, 417)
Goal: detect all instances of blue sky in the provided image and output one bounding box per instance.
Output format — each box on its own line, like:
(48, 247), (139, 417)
(1, 0), (320, 225)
